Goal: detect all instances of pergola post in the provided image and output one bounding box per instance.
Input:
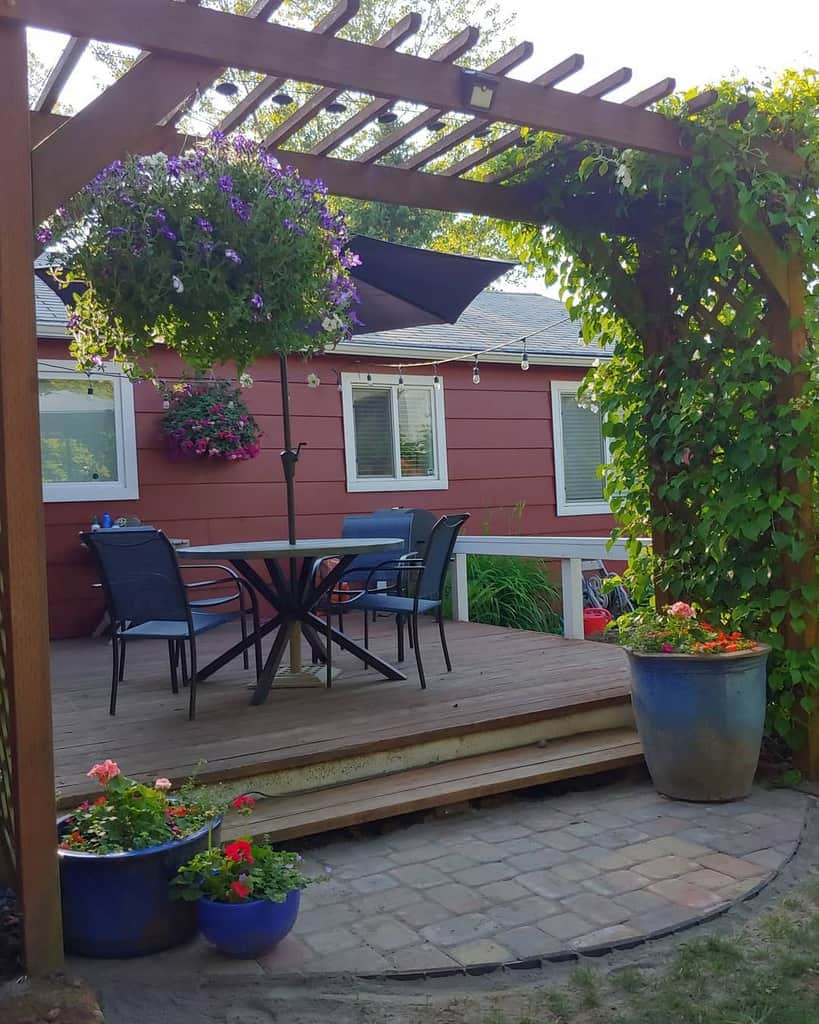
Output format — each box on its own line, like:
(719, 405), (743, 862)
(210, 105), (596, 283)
(0, 21), (63, 972)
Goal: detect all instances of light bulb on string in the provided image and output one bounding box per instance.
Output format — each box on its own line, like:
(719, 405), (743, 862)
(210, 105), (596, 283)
(398, 367), (405, 392)
(366, 373), (372, 383)
(87, 382), (94, 396)
(520, 342), (530, 371)
(433, 364), (441, 391)
(472, 355), (481, 385)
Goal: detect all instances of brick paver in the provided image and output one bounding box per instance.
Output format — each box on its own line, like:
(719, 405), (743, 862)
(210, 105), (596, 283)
(187, 781), (809, 975)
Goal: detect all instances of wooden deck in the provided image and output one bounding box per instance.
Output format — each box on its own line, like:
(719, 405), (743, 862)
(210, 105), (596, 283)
(51, 617), (636, 813)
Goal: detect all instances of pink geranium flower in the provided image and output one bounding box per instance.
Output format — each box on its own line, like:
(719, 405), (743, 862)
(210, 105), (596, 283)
(668, 601), (694, 618)
(86, 759), (121, 786)
(154, 778), (172, 791)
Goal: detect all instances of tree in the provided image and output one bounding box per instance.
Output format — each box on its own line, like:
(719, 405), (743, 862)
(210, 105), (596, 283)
(53, 0), (520, 264)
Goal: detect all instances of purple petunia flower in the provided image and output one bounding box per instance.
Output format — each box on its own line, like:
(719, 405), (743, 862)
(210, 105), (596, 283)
(250, 292), (264, 310)
(218, 175), (234, 194)
(232, 135), (257, 155)
(283, 218), (304, 236)
(195, 217), (213, 234)
(107, 227), (127, 237)
(229, 196), (251, 222)
(225, 248), (242, 264)
(35, 227), (53, 244)
(341, 250), (362, 269)
(209, 129), (227, 148)
(67, 314), (81, 330)
(160, 226), (177, 241)
(166, 155), (181, 178)
(259, 152), (281, 175)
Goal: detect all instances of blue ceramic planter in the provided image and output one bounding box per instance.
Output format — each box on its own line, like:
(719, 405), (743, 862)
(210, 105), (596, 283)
(628, 647), (769, 802)
(58, 817), (221, 958)
(197, 891), (301, 958)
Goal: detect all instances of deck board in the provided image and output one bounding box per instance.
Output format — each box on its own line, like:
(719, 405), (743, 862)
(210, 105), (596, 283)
(51, 618), (631, 802)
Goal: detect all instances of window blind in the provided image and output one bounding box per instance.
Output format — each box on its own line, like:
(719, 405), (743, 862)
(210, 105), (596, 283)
(560, 392), (606, 502)
(398, 388), (434, 477)
(352, 387), (395, 477)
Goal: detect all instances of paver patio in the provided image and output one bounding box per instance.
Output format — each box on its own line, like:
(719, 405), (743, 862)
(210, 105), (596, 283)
(108, 777), (807, 977)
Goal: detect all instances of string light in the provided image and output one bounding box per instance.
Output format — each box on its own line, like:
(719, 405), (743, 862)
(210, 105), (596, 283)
(366, 372), (372, 383)
(398, 367), (405, 391)
(472, 355), (481, 385)
(520, 341), (530, 371)
(433, 364), (441, 391)
(87, 382), (94, 395)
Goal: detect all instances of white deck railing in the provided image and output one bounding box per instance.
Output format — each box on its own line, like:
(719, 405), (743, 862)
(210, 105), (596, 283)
(450, 535), (639, 640)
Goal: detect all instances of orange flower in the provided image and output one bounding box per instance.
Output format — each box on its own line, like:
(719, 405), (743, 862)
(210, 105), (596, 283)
(70, 830), (84, 844)
(169, 806), (188, 817)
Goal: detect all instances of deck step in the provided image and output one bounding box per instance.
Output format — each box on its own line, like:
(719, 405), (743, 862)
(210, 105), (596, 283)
(226, 727), (643, 842)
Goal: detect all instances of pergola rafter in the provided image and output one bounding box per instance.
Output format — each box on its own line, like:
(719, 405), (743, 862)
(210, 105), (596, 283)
(0, 0), (812, 981)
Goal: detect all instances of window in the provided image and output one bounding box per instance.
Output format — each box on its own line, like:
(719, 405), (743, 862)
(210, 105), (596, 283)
(341, 373), (448, 492)
(38, 360), (139, 503)
(551, 380), (610, 516)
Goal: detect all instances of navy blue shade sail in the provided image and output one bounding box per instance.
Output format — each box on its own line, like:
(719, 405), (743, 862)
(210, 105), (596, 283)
(36, 235), (515, 336)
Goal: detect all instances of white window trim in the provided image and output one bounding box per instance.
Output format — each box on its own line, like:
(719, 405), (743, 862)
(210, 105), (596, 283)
(550, 379), (610, 517)
(39, 360), (139, 503)
(341, 372), (449, 493)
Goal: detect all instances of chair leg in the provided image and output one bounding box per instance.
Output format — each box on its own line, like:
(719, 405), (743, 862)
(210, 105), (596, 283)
(396, 614), (405, 662)
(438, 612), (452, 672)
(118, 640), (127, 682)
(363, 611), (369, 669)
(168, 640), (179, 695)
(240, 605), (249, 671)
(180, 642), (188, 686)
(109, 637), (120, 715)
(411, 614), (426, 690)
(188, 638), (198, 720)
(325, 616), (333, 689)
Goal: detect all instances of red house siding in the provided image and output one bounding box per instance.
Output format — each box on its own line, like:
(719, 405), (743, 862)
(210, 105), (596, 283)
(40, 338), (614, 638)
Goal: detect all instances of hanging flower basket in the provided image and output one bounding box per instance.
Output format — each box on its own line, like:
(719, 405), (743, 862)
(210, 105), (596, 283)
(45, 133), (361, 379)
(160, 378), (261, 461)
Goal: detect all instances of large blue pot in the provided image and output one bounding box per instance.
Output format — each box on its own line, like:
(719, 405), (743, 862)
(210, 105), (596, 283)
(197, 891), (301, 958)
(58, 817), (221, 957)
(628, 646), (769, 802)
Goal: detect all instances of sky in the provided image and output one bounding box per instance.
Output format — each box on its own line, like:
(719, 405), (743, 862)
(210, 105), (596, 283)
(26, 0), (819, 293)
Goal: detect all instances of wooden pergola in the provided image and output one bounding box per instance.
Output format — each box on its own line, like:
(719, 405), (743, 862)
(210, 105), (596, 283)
(0, 0), (809, 973)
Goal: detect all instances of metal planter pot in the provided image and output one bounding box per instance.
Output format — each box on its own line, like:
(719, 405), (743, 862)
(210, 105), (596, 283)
(58, 817), (222, 957)
(627, 647), (769, 802)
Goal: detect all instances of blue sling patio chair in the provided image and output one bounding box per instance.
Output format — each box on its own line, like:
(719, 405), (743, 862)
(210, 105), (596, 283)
(82, 527), (260, 720)
(316, 513), (469, 690)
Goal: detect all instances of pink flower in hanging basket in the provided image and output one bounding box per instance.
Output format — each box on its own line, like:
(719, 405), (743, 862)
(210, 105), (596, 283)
(668, 601), (695, 619)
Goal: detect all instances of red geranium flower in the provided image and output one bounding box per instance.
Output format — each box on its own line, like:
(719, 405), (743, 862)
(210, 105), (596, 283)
(169, 806), (188, 818)
(224, 839), (254, 864)
(94, 796), (107, 806)
(231, 794), (256, 811)
(230, 880), (251, 899)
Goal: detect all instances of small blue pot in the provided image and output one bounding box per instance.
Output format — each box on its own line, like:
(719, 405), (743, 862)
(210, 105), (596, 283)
(58, 816), (221, 958)
(628, 646), (769, 802)
(197, 891), (301, 958)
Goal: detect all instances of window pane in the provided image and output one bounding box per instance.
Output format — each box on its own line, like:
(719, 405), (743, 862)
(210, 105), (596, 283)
(352, 387), (395, 478)
(560, 392), (605, 502)
(39, 378), (119, 484)
(398, 388), (435, 478)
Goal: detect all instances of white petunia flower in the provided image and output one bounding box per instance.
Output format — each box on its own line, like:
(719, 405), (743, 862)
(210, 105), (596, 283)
(172, 275), (184, 293)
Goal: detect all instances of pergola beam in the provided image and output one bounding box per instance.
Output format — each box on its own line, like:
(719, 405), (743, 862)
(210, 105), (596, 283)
(399, 53), (584, 172)
(2, 0), (705, 160)
(217, 0), (359, 136)
(308, 26), (480, 157)
(29, 111), (542, 224)
(31, 35), (88, 112)
(357, 40), (534, 165)
(262, 11), (422, 150)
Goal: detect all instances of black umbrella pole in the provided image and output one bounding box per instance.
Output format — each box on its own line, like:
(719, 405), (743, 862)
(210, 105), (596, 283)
(279, 352), (297, 547)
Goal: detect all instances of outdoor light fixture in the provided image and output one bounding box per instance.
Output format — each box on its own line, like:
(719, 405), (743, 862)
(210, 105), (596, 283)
(271, 93), (294, 106)
(459, 69), (499, 112)
(326, 100), (348, 114)
(377, 111), (398, 125)
(214, 80), (239, 98)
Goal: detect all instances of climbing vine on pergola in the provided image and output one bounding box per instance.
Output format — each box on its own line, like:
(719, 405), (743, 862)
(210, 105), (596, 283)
(503, 71), (819, 757)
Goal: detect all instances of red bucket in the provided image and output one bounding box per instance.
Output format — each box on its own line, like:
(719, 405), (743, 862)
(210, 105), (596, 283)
(583, 607), (612, 637)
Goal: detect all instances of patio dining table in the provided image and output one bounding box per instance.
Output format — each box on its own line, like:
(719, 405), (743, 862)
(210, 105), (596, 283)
(177, 537), (406, 704)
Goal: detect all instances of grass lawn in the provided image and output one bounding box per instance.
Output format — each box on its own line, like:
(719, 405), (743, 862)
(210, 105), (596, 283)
(474, 876), (819, 1024)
